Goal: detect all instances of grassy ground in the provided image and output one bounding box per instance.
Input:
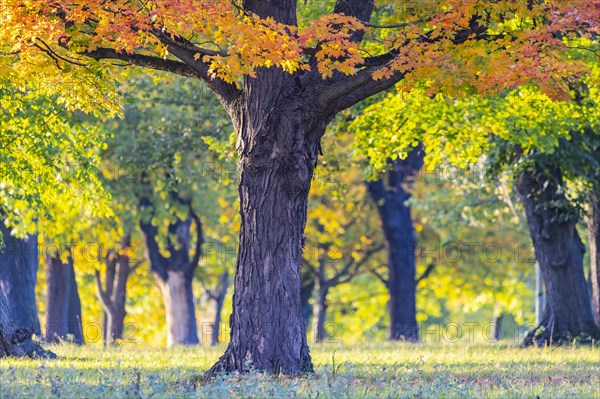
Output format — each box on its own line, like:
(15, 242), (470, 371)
(0, 342), (598, 398)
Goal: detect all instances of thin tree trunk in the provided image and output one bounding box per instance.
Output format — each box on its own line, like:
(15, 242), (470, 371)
(140, 209), (199, 346)
(588, 195), (600, 328)
(101, 248), (116, 345)
(207, 69), (322, 375)
(492, 304), (503, 341)
(312, 281), (329, 343)
(95, 235), (132, 346)
(367, 147), (424, 342)
(300, 267), (315, 329)
(516, 166), (599, 346)
(210, 271), (229, 346)
(45, 251), (84, 344)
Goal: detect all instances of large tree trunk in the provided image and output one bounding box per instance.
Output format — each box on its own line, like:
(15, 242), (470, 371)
(95, 235), (132, 346)
(140, 209), (199, 346)
(207, 69), (324, 376)
(312, 281), (329, 343)
(45, 251), (84, 345)
(588, 195), (600, 328)
(367, 148), (424, 342)
(0, 221), (53, 358)
(0, 221), (40, 337)
(0, 290), (55, 358)
(516, 166), (599, 346)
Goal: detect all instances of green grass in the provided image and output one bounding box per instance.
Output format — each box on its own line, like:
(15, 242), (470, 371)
(0, 342), (598, 398)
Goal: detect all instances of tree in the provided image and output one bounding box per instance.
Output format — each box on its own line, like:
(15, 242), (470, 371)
(45, 249), (84, 345)
(4, 0), (596, 372)
(94, 234), (141, 346)
(514, 161), (596, 345)
(201, 270), (230, 346)
(100, 74), (230, 346)
(303, 151), (383, 343)
(0, 221), (40, 340)
(366, 146), (424, 341)
(351, 69), (600, 345)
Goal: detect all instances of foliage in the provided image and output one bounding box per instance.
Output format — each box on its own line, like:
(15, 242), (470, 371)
(0, 82), (111, 238)
(2, 0), (598, 109)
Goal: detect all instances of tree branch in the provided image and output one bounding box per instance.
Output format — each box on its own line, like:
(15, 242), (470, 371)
(416, 263), (435, 284)
(329, 244), (384, 287)
(82, 46), (240, 105)
(189, 205), (204, 272)
(367, 265), (389, 288)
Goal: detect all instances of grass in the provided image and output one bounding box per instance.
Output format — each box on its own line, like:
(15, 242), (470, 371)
(0, 342), (598, 398)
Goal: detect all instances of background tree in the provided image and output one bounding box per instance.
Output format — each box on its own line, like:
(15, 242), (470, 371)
(101, 73), (231, 346)
(351, 61), (600, 344)
(302, 139), (383, 343)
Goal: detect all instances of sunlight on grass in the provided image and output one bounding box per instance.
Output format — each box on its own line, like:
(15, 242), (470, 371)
(0, 343), (598, 398)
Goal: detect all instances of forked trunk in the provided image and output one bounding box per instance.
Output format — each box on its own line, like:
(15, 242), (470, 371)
(45, 253), (84, 344)
(140, 213), (199, 346)
(588, 195), (600, 327)
(95, 235), (132, 346)
(208, 70), (324, 375)
(516, 167), (599, 346)
(367, 148), (423, 342)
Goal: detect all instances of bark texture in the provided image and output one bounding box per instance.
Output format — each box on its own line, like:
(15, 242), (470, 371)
(95, 235), (134, 346)
(140, 201), (201, 346)
(516, 166), (599, 345)
(366, 148), (424, 342)
(588, 195), (600, 328)
(45, 252), (84, 345)
(207, 68), (328, 375)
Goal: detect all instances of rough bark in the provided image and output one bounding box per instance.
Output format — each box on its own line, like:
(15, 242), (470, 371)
(95, 235), (133, 346)
(367, 147), (424, 342)
(45, 252), (84, 345)
(207, 68), (327, 376)
(516, 166), (599, 346)
(588, 195), (600, 328)
(139, 204), (200, 346)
